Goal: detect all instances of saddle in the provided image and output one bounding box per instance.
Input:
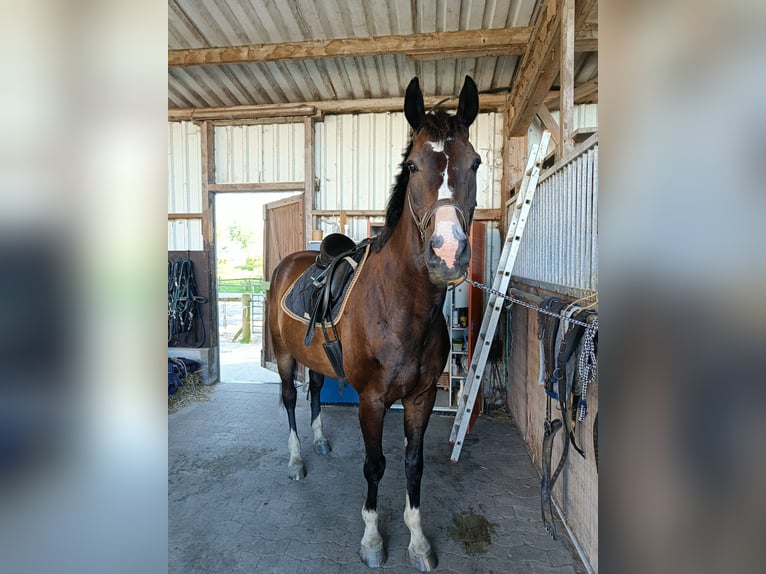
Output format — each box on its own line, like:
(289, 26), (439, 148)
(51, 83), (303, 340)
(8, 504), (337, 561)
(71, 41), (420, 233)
(303, 233), (362, 380)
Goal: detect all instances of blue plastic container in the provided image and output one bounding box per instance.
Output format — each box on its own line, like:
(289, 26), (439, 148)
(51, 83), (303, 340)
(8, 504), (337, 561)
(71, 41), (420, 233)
(320, 376), (359, 404)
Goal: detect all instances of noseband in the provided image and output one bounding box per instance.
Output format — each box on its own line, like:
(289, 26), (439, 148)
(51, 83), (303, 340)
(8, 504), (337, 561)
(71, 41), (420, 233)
(407, 194), (470, 242)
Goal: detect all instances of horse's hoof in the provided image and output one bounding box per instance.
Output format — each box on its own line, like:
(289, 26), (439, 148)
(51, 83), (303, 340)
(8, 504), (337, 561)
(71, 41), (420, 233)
(313, 439), (331, 455)
(359, 544), (386, 568)
(288, 463), (306, 480)
(408, 547), (437, 572)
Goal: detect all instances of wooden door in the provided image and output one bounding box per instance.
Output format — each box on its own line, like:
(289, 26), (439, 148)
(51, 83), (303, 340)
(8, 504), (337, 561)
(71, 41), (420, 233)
(262, 195), (304, 372)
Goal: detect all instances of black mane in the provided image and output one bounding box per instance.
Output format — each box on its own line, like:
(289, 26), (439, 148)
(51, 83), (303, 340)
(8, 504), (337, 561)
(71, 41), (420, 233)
(371, 111), (469, 253)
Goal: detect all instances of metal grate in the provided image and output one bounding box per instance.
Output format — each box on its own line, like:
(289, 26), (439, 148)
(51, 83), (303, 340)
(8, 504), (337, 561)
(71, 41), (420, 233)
(514, 140), (598, 292)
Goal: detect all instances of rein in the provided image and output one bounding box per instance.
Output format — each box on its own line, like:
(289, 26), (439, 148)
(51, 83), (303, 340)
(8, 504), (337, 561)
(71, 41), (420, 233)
(407, 194), (469, 242)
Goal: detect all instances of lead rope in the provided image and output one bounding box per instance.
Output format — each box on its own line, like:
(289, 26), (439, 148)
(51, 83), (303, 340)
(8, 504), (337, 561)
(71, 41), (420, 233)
(464, 275), (595, 329)
(464, 275), (598, 369)
(576, 317), (598, 422)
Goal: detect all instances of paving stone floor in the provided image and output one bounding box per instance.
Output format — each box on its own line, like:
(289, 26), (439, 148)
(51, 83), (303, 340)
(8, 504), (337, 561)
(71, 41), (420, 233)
(169, 383), (585, 573)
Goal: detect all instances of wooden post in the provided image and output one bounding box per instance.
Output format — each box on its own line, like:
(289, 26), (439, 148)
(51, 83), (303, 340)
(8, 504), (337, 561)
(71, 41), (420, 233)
(200, 122), (216, 251)
(200, 121), (219, 351)
(501, 98), (528, 233)
(339, 210), (347, 236)
(560, 0), (575, 158)
(241, 293), (251, 344)
(304, 116), (316, 248)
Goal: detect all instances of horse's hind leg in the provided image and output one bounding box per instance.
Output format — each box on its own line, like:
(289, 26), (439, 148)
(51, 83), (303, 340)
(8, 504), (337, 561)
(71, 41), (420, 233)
(308, 370), (331, 454)
(278, 354), (305, 480)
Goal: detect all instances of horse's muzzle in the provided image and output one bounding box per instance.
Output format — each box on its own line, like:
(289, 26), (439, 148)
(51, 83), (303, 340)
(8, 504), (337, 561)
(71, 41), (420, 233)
(425, 227), (470, 285)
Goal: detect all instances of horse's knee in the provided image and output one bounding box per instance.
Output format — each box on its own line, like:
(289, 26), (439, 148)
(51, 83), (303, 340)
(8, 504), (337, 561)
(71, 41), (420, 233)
(364, 453), (386, 483)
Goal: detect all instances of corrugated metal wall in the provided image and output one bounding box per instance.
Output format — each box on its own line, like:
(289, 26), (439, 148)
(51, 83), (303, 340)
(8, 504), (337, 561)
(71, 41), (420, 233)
(169, 113), (504, 247)
(168, 122), (202, 212)
(315, 112), (503, 211)
(168, 122), (204, 250)
(168, 219), (204, 251)
(215, 123), (305, 183)
(514, 139), (599, 292)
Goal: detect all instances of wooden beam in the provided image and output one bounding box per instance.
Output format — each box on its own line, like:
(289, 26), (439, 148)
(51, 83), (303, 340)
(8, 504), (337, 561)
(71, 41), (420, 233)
(575, 22), (598, 52)
(560, 0), (576, 158)
(506, 0), (597, 136)
(545, 77), (598, 110)
(170, 26), (599, 68)
(211, 116), (313, 127)
(200, 121), (215, 250)
(199, 121), (218, 350)
(473, 209), (501, 221)
(170, 28), (534, 67)
(304, 117), (316, 246)
(536, 104), (561, 146)
(505, 0), (562, 137)
(169, 93), (507, 122)
(169, 103), (316, 121)
(207, 182), (305, 193)
(311, 208), (499, 221)
(168, 212), (203, 220)
(313, 210), (386, 218)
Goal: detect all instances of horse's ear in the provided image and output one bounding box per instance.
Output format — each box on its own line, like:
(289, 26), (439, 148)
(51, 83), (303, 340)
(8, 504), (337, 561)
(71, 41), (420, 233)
(404, 77), (425, 131)
(456, 75), (479, 127)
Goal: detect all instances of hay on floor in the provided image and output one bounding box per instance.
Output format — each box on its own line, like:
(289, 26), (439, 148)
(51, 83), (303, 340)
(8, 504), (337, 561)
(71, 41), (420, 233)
(168, 372), (214, 413)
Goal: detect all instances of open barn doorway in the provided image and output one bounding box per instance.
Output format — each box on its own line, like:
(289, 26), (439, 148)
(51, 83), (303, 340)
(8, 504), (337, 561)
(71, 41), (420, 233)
(214, 191), (301, 383)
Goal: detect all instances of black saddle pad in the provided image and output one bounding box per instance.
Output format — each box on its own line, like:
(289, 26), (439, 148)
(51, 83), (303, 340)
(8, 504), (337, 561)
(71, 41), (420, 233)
(282, 246), (369, 326)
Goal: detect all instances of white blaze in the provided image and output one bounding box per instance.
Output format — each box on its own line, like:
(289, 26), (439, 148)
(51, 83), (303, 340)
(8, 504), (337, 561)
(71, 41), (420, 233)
(427, 141), (453, 200)
(427, 140), (464, 268)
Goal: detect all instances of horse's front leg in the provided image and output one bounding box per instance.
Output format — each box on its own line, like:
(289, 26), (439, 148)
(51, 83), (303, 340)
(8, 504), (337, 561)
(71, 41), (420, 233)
(402, 386), (438, 572)
(358, 395), (387, 568)
(308, 370), (331, 454)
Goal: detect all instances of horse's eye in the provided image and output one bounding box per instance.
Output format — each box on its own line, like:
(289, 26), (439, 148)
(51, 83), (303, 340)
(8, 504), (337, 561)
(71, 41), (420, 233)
(406, 160), (418, 174)
(471, 157), (482, 172)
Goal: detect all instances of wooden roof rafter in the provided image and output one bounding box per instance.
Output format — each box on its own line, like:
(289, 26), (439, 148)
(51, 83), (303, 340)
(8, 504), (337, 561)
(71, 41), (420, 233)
(169, 25), (598, 68)
(506, 0), (598, 137)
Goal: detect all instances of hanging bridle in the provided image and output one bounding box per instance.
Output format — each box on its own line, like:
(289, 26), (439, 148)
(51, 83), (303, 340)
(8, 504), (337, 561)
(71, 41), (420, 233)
(407, 194), (470, 242)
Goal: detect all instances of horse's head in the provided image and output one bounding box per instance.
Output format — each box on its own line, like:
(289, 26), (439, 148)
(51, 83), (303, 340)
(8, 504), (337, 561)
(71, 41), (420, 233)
(403, 76), (480, 286)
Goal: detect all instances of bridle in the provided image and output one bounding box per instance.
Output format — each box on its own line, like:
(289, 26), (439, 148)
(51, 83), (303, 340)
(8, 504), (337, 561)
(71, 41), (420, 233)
(407, 194), (470, 243)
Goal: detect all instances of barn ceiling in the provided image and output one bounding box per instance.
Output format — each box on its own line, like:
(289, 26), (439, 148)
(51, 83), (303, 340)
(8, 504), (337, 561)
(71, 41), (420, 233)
(168, 0), (597, 113)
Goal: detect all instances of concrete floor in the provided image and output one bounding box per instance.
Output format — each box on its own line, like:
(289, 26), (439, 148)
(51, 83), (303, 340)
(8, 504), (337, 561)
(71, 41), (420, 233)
(169, 383), (585, 573)
(219, 342), (280, 384)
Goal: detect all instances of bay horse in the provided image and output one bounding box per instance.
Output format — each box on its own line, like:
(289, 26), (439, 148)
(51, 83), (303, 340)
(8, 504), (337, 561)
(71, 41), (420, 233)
(267, 75), (480, 571)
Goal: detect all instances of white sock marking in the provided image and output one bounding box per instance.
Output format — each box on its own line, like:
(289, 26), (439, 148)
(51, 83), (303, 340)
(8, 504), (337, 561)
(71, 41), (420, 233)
(311, 414), (326, 443)
(288, 430), (302, 466)
(361, 506), (383, 550)
(404, 494), (431, 556)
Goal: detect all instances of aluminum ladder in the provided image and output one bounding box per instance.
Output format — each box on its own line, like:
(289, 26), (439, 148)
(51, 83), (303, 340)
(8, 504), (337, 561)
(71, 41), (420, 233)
(449, 130), (551, 462)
